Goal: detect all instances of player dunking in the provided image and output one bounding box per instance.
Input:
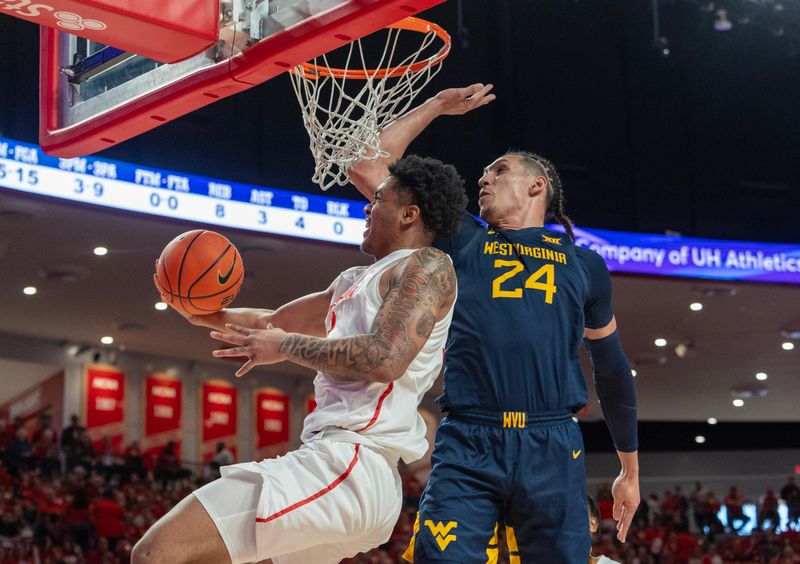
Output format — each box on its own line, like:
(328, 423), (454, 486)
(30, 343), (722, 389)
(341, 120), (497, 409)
(348, 84), (640, 563)
(133, 155), (467, 564)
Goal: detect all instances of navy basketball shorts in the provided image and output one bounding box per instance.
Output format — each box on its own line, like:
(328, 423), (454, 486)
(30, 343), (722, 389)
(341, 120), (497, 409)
(405, 412), (590, 563)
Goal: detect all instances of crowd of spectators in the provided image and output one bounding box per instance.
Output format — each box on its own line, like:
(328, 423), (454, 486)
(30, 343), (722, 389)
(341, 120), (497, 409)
(1, 412), (799, 563)
(582, 480), (800, 564)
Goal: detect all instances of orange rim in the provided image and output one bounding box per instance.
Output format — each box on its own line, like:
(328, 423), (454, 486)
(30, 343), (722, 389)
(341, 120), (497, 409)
(292, 17), (451, 80)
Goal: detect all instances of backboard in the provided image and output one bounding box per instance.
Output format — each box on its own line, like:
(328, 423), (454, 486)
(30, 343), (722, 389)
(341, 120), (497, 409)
(39, 0), (447, 158)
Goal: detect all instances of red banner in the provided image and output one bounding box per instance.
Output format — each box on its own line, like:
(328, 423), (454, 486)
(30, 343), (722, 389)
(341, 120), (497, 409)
(307, 394), (317, 415)
(254, 388), (289, 460)
(84, 365), (125, 451)
(200, 381), (237, 462)
(143, 374), (182, 459)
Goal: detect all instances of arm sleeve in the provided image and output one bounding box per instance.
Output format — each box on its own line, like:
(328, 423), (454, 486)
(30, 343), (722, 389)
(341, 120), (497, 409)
(434, 213), (484, 259)
(580, 248), (637, 452)
(585, 332), (638, 452)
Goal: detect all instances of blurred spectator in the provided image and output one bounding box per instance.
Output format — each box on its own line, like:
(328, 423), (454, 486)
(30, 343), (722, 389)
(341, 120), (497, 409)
(700, 490), (724, 535)
(61, 414), (86, 453)
(645, 492), (661, 527)
(97, 435), (124, 481)
(0, 492), (23, 538)
(154, 441), (189, 485)
(0, 419), (12, 465)
(674, 485), (689, 528)
(703, 542), (724, 564)
(86, 535), (114, 564)
(781, 475), (800, 530)
(92, 489), (125, 551)
(758, 487), (781, 533)
(32, 428), (60, 479)
(207, 441), (234, 478)
(597, 484), (616, 533)
(123, 441), (145, 480)
(31, 412), (55, 444)
(671, 523), (699, 564)
(65, 488), (92, 553)
(724, 486), (747, 533)
(73, 431), (97, 472)
(8, 427), (33, 474)
(689, 481), (707, 532)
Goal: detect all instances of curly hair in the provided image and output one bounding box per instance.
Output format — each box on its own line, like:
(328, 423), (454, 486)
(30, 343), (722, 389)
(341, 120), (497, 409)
(388, 155), (468, 239)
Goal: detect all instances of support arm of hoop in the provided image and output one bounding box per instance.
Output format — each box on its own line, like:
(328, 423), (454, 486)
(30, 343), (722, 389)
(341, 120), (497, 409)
(348, 83), (495, 200)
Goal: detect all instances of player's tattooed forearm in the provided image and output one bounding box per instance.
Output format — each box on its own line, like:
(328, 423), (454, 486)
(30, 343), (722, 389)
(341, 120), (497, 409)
(279, 333), (388, 382)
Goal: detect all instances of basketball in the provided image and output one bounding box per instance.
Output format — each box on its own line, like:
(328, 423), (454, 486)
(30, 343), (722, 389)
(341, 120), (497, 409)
(155, 230), (244, 316)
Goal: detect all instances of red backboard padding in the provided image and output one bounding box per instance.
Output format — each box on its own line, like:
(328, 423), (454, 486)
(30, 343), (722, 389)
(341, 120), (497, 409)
(6, 0), (218, 63)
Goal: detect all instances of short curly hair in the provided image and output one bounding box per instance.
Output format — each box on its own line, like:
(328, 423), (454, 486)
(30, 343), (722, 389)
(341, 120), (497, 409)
(388, 155), (467, 240)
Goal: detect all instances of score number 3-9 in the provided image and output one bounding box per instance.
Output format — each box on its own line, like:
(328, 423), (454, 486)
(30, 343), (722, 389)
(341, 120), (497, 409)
(492, 260), (557, 303)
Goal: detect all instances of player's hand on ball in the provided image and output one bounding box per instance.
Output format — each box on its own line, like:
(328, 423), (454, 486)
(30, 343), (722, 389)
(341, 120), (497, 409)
(211, 323), (288, 377)
(153, 272), (202, 325)
(433, 83), (495, 116)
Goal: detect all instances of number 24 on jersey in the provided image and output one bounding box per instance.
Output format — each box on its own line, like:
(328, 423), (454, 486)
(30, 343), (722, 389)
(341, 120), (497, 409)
(492, 260), (557, 304)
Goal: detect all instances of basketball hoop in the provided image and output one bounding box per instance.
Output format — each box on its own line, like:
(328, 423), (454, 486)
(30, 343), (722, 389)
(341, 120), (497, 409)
(289, 17), (451, 190)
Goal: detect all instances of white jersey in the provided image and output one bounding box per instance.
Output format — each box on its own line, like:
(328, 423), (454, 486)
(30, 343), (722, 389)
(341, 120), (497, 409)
(301, 248), (454, 464)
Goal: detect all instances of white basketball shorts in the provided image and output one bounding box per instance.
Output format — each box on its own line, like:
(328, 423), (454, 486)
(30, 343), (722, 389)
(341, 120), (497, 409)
(193, 439), (402, 564)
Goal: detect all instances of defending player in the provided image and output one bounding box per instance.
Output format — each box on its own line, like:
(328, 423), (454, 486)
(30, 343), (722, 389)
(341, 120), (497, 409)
(348, 84), (640, 563)
(133, 155), (467, 564)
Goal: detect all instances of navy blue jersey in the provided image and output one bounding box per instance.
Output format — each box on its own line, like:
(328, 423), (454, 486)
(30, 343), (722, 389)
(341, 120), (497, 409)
(434, 214), (613, 414)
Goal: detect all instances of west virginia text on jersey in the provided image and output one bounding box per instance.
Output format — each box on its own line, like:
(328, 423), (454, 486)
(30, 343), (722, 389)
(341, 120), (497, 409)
(482, 240), (567, 264)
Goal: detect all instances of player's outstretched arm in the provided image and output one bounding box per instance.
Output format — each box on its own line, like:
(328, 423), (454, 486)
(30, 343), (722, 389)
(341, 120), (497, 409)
(210, 248), (456, 381)
(347, 83), (495, 200)
(154, 274), (337, 337)
(585, 318), (640, 544)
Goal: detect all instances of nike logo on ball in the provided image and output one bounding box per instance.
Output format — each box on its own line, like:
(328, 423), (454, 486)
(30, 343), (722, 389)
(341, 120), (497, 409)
(218, 254), (236, 285)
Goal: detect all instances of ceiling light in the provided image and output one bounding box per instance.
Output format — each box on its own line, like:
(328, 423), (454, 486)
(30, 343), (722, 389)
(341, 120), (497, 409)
(155, 302), (168, 311)
(100, 336), (114, 345)
(782, 342), (795, 351)
(631, 369), (637, 377)
(654, 338), (667, 347)
(23, 286), (37, 295)
(707, 417), (718, 425)
(755, 372), (768, 381)
(93, 246), (108, 256)
(695, 435), (706, 444)
(689, 302), (703, 311)
(732, 398), (744, 407)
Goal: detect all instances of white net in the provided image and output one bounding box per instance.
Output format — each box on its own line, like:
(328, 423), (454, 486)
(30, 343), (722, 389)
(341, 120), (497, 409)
(289, 19), (450, 190)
